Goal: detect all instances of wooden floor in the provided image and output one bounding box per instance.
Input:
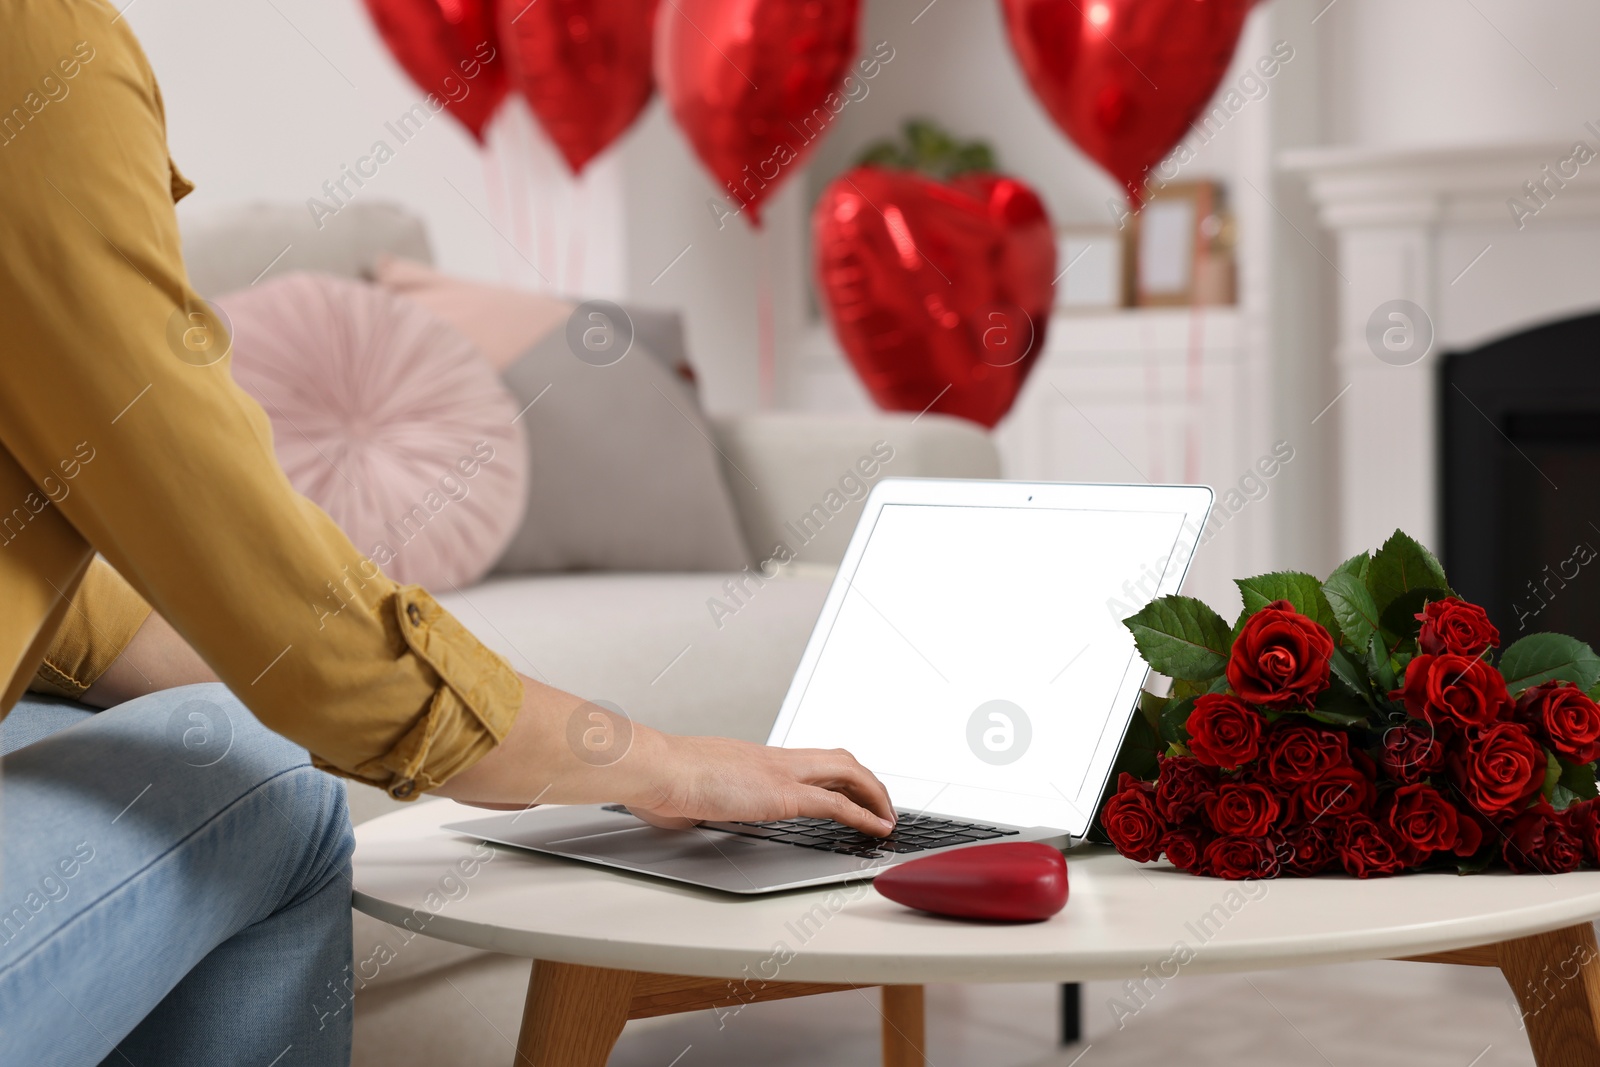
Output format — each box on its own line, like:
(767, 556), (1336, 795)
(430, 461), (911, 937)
(602, 961), (1547, 1067)
(354, 953), (1571, 1066)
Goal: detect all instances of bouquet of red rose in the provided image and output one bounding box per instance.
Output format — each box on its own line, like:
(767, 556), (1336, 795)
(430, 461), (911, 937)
(1100, 530), (1600, 879)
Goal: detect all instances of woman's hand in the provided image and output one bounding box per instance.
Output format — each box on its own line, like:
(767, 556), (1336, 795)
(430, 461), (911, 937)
(624, 734), (896, 835)
(438, 679), (897, 837)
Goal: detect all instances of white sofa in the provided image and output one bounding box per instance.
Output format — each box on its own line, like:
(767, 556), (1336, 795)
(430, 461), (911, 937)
(181, 203), (1001, 1065)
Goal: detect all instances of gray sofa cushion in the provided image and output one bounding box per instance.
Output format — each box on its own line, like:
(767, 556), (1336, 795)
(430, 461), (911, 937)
(493, 331), (751, 574)
(180, 201), (432, 296)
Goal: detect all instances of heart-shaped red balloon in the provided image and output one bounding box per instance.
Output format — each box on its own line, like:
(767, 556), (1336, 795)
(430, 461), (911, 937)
(813, 165), (1055, 429)
(499, 0), (659, 174)
(657, 0), (861, 226)
(875, 842), (1068, 922)
(999, 0), (1252, 205)
(363, 0), (509, 143)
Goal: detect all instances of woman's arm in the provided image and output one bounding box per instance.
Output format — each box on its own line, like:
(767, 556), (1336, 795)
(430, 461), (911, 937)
(83, 609), (217, 708)
(86, 613), (896, 835)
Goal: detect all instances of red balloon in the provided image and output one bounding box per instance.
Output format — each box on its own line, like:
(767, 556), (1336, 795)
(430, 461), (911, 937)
(363, 0), (509, 142)
(1000, 0), (1252, 205)
(657, 0), (861, 227)
(813, 165), (1055, 429)
(875, 843), (1069, 922)
(499, 0), (659, 174)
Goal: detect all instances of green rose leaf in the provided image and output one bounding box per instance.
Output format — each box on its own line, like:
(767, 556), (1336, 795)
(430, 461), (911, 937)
(1124, 596), (1233, 682)
(1323, 571), (1382, 654)
(1378, 587), (1452, 645)
(1366, 530), (1451, 616)
(1331, 551), (1371, 583)
(1457, 845), (1499, 875)
(1308, 686), (1370, 728)
(1170, 678), (1205, 701)
(1327, 647), (1376, 707)
(1137, 688), (1170, 734)
(1236, 571), (1341, 640)
(1160, 696), (1196, 748)
(1306, 707), (1368, 728)
(1558, 758), (1599, 804)
(1368, 631), (1399, 695)
(1112, 709), (1163, 785)
(1542, 750), (1563, 804)
(1499, 633), (1600, 694)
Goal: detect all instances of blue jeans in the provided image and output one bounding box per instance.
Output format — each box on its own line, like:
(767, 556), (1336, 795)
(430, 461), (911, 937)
(0, 684), (354, 1066)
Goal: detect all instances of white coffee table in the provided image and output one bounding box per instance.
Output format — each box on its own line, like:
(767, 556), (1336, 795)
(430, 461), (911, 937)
(353, 800), (1600, 1066)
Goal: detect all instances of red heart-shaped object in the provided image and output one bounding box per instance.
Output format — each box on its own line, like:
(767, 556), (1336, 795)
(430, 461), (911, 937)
(499, 0), (659, 175)
(813, 165), (1055, 429)
(874, 842), (1068, 922)
(657, 0), (861, 226)
(999, 0), (1252, 206)
(361, 0), (509, 143)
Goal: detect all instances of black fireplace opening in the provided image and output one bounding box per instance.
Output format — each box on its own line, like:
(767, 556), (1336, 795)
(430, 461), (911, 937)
(1441, 311), (1600, 651)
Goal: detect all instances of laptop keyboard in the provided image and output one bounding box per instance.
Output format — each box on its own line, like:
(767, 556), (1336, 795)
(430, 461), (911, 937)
(600, 806), (1018, 859)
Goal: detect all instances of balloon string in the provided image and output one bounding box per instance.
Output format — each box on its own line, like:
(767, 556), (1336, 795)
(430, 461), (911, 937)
(482, 117), (512, 283)
(567, 175), (587, 294)
(1183, 236), (1209, 485)
(504, 104), (532, 278)
(519, 105), (557, 292)
(757, 226), (776, 409)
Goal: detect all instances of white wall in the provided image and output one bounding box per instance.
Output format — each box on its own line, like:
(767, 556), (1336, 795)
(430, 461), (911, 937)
(1320, 0), (1600, 148)
(129, 0), (592, 285)
(128, 0), (816, 414)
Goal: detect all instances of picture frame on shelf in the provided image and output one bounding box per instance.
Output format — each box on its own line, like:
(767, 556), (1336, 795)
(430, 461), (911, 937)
(1132, 180), (1235, 308)
(1052, 226), (1126, 311)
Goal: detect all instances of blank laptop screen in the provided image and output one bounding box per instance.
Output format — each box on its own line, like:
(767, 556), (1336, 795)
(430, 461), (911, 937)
(774, 502), (1191, 832)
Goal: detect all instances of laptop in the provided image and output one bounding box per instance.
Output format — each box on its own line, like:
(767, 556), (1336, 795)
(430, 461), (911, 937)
(445, 478), (1213, 894)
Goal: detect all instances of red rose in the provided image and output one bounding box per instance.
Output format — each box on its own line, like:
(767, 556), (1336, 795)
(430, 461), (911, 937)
(1205, 781), (1281, 837)
(1154, 756), (1218, 822)
(1503, 802), (1583, 874)
(1101, 773), (1166, 862)
(1450, 721), (1547, 818)
(1279, 822), (1337, 876)
(1202, 835), (1281, 880)
(1569, 800), (1600, 866)
(1379, 720), (1447, 785)
(1226, 601), (1335, 709)
(1416, 597), (1500, 658)
(1262, 722), (1349, 785)
(1160, 826), (1212, 874)
(1334, 815), (1408, 878)
(1393, 654), (1513, 729)
(1381, 782), (1474, 859)
(1515, 682), (1600, 765)
(1292, 765), (1377, 823)
(1185, 694), (1265, 767)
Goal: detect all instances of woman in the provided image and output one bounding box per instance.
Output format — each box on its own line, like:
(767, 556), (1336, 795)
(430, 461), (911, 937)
(0, 2), (894, 1063)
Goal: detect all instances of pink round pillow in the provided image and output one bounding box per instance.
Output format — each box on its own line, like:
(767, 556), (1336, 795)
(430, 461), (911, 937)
(219, 273), (528, 589)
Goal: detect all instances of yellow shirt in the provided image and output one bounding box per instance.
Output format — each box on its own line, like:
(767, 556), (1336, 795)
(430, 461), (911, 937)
(0, 0), (521, 799)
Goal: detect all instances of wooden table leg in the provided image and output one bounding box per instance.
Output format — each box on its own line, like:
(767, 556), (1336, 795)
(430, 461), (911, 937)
(881, 985), (926, 1067)
(1498, 923), (1600, 1067)
(514, 960), (637, 1067)
(512, 961), (923, 1067)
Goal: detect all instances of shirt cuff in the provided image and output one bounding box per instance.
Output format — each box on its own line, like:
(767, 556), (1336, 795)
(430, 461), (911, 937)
(312, 586), (523, 800)
(31, 558), (153, 699)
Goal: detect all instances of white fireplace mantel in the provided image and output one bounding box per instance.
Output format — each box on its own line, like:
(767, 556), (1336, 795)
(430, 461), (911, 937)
(1281, 139), (1600, 559)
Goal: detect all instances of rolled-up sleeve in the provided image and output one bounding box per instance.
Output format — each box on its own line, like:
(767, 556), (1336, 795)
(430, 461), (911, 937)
(29, 557), (152, 700)
(0, 0), (522, 796)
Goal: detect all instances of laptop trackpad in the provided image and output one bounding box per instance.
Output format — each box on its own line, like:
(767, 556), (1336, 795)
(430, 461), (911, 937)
(549, 826), (864, 891)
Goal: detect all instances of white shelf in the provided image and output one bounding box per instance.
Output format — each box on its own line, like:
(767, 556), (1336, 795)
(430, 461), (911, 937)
(1042, 305), (1241, 358)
